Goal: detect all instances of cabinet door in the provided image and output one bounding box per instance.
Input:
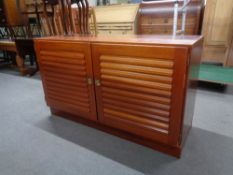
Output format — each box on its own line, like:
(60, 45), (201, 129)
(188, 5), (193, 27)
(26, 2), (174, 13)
(202, 0), (233, 63)
(203, 0), (233, 46)
(92, 44), (188, 145)
(36, 41), (97, 121)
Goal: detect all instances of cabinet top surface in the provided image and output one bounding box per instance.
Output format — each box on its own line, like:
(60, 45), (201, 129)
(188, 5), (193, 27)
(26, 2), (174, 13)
(34, 35), (203, 46)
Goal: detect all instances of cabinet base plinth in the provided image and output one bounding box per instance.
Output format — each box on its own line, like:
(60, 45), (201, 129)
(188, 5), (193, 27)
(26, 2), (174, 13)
(51, 108), (182, 158)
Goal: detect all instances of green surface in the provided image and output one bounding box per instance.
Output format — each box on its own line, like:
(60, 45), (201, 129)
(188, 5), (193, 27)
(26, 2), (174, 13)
(199, 64), (233, 84)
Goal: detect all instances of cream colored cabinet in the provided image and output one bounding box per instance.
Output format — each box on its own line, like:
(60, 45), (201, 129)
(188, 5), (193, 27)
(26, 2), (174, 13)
(90, 4), (139, 35)
(201, 0), (233, 66)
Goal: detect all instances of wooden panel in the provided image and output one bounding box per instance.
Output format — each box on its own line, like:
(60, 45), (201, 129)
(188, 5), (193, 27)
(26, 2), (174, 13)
(92, 4), (139, 35)
(0, 40), (16, 52)
(203, 0), (233, 45)
(226, 38), (233, 67)
(92, 44), (188, 145)
(94, 4), (139, 23)
(181, 39), (203, 146)
(35, 41), (97, 121)
(201, 0), (233, 64)
(137, 0), (204, 35)
(3, 0), (27, 26)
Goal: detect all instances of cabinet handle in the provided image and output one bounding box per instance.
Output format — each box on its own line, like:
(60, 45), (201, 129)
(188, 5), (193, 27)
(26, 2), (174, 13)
(95, 79), (101, 86)
(87, 77), (93, 85)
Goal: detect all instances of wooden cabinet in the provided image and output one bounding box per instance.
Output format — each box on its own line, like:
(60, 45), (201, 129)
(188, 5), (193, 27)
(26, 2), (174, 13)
(137, 0), (204, 35)
(201, 0), (233, 65)
(91, 4), (139, 35)
(35, 35), (203, 157)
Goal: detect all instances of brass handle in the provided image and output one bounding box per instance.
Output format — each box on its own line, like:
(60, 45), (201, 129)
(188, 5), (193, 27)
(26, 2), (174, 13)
(95, 79), (101, 86)
(87, 77), (93, 85)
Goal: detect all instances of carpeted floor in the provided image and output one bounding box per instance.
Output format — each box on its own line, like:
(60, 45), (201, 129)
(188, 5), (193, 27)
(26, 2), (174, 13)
(0, 72), (233, 175)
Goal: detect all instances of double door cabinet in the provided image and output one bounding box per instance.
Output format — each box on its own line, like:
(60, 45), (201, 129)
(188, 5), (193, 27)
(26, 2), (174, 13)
(35, 36), (203, 157)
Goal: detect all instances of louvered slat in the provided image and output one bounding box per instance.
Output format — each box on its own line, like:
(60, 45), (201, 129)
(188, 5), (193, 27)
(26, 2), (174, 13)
(101, 69), (172, 84)
(100, 55), (174, 68)
(41, 53), (90, 109)
(93, 45), (176, 142)
(100, 62), (173, 76)
(38, 44), (96, 120)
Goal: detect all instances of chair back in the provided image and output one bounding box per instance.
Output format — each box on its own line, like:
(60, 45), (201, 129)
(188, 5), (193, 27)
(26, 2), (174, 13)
(40, 0), (97, 36)
(71, 0), (90, 34)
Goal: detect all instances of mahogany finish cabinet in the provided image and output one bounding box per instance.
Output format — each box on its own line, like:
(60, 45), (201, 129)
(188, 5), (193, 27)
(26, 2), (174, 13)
(35, 35), (203, 157)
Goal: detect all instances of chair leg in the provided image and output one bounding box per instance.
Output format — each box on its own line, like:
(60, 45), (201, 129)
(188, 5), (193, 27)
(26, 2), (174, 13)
(11, 53), (17, 65)
(29, 55), (34, 66)
(29, 55), (39, 76)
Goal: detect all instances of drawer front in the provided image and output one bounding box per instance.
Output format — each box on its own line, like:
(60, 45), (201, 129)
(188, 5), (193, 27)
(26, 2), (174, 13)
(92, 44), (188, 145)
(35, 41), (97, 121)
(140, 25), (196, 35)
(141, 26), (172, 35)
(141, 15), (196, 26)
(92, 23), (135, 35)
(97, 29), (134, 35)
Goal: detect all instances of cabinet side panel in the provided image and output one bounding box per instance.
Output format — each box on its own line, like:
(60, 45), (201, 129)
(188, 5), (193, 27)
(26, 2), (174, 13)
(168, 47), (189, 146)
(181, 40), (203, 146)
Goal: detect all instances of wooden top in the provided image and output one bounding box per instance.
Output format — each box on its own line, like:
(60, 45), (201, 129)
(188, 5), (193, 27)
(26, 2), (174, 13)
(0, 40), (15, 45)
(0, 40), (16, 52)
(34, 34), (203, 47)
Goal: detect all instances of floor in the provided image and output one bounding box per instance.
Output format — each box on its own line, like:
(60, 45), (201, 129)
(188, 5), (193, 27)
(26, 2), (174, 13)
(0, 71), (233, 175)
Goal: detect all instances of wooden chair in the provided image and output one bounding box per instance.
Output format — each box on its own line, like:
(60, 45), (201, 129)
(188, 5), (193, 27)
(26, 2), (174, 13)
(39, 0), (73, 35)
(41, 0), (59, 35)
(71, 0), (90, 34)
(3, 0), (40, 75)
(42, 0), (97, 35)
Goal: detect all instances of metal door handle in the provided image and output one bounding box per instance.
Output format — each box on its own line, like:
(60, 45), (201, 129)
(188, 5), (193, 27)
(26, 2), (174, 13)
(95, 79), (101, 86)
(87, 77), (93, 85)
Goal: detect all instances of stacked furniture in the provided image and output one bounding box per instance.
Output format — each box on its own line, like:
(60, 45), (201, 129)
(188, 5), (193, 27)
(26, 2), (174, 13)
(0, 1), (18, 67)
(1, 0), (98, 75)
(3, 0), (29, 38)
(1, 0), (41, 75)
(91, 4), (139, 35)
(35, 35), (203, 157)
(137, 0), (204, 35)
(201, 0), (233, 67)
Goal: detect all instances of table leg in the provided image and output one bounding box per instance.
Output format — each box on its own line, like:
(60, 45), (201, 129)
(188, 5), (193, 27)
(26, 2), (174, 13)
(16, 54), (28, 76)
(16, 54), (38, 76)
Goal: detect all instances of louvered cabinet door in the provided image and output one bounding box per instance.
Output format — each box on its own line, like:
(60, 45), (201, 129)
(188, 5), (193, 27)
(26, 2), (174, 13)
(92, 44), (188, 145)
(36, 41), (97, 121)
